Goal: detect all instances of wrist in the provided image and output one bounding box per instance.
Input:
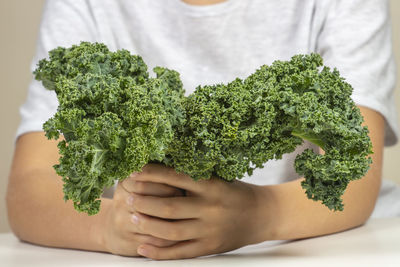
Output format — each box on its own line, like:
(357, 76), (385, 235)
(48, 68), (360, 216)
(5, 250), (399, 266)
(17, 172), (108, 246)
(250, 179), (346, 241)
(246, 183), (279, 244)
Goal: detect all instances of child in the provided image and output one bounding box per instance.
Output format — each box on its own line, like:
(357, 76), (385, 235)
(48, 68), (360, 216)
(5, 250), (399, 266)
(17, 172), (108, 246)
(6, 0), (400, 260)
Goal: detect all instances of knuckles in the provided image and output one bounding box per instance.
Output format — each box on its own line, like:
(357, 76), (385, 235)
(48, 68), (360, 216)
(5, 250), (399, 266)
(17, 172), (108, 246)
(113, 211), (126, 228)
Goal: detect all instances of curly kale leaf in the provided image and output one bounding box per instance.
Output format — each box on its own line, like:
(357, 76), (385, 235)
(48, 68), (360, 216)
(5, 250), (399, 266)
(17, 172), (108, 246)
(168, 54), (372, 211)
(34, 42), (186, 215)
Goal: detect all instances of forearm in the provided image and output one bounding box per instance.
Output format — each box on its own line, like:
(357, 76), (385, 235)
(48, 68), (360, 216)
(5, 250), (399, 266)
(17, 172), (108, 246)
(6, 168), (111, 251)
(6, 133), (111, 252)
(6, 168), (110, 252)
(253, 174), (380, 242)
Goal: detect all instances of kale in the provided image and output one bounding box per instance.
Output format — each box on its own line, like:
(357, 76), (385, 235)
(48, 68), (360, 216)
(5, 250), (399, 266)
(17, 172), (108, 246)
(34, 42), (186, 215)
(169, 54), (372, 211)
(34, 42), (372, 214)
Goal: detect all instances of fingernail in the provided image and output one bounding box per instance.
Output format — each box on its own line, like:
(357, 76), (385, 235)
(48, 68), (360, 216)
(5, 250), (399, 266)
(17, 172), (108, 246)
(126, 195), (134, 205)
(131, 214), (139, 224)
(138, 246), (147, 256)
(130, 172), (138, 179)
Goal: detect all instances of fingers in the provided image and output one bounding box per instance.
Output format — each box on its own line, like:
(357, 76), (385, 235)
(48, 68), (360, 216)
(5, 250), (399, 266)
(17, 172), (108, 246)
(132, 213), (200, 241)
(133, 164), (204, 193)
(116, 182), (200, 240)
(122, 179), (184, 197)
(113, 184), (180, 247)
(128, 194), (201, 219)
(137, 240), (209, 260)
(133, 233), (177, 248)
(114, 180), (132, 206)
(109, 178), (183, 255)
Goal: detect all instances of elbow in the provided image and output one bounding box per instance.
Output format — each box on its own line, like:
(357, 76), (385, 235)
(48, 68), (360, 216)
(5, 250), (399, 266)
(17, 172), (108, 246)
(352, 202), (376, 228)
(6, 176), (35, 243)
(341, 175), (381, 230)
(6, 184), (24, 241)
(346, 183), (380, 229)
(360, 194), (379, 224)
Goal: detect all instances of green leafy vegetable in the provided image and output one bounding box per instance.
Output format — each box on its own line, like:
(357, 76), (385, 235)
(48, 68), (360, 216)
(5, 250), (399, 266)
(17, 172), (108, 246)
(168, 54), (372, 211)
(34, 42), (372, 214)
(34, 42), (186, 215)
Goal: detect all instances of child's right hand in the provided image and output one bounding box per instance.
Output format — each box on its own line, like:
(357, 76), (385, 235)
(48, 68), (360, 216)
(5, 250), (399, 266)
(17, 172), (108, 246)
(99, 166), (184, 256)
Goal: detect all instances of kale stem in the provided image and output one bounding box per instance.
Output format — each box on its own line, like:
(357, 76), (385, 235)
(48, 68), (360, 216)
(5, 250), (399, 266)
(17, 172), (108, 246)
(291, 129), (326, 150)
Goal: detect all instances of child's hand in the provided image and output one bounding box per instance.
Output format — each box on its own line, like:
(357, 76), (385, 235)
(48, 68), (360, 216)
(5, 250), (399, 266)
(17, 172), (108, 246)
(99, 165), (184, 256)
(129, 164), (264, 259)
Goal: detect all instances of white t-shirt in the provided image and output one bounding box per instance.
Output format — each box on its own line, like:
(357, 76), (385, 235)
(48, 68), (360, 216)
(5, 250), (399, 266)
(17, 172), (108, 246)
(17, 0), (400, 217)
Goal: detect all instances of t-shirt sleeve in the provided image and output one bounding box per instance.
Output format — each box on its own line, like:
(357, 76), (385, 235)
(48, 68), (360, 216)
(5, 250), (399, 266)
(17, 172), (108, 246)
(16, 0), (98, 140)
(316, 0), (399, 146)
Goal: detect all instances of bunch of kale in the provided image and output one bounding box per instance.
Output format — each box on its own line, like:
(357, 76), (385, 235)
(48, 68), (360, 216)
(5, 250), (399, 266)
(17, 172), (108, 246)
(34, 42), (372, 215)
(34, 42), (186, 214)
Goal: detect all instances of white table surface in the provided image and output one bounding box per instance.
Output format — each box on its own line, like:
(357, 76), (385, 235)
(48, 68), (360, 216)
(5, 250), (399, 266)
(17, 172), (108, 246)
(0, 218), (399, 267)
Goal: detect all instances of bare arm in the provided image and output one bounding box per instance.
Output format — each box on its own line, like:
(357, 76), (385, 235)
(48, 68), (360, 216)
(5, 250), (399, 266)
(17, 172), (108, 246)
(6, 132), (110, 251)
(6, 132), (182, 255)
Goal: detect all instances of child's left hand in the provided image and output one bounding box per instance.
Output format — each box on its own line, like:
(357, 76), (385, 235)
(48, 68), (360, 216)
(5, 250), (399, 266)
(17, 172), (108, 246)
(127, 163), (266, 260)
